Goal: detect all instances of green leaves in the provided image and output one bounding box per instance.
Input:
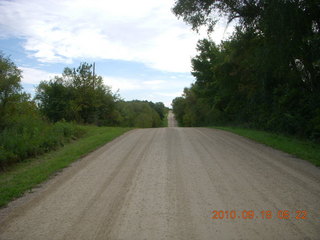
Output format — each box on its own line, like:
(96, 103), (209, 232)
(171, 0), (320, 140)
(0, 53), (24, 129)
(35, 63), (116, 125)
(116, 100), (166, 128)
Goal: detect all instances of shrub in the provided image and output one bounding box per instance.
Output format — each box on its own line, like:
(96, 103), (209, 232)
(0, 116), (84, 170)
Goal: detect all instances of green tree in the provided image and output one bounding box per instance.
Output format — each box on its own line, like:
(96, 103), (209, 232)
(116, 100), (163, 128)
(173, 0), (320, 92)
(36, 77), (74, 122)
(0, 53), (23, 129)
(148, 101), (167, 120)
(172, 0), (320, 140)
(36, 63), (117, 125)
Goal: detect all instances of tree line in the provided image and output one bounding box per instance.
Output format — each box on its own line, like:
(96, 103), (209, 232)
(35, 62), (167, 127)
(0, 54), (167, 168)
(172, 0), (320, 141)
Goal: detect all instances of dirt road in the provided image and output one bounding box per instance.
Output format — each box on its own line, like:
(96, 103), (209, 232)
(1, 119), (320, 239)
(168, 110), (178, 127)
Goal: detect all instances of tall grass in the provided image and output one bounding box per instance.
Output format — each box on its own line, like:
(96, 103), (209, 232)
(0, 126), (131, 207)
(162, 112), (168, 127)
(0, 114), (84, 169)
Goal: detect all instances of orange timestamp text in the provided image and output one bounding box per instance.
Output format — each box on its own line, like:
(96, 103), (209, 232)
(211, 210), (307, 220)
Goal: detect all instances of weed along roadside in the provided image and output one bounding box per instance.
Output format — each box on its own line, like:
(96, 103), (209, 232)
(0, 126), (132, 208)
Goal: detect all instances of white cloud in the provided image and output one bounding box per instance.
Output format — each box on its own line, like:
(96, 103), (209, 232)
(143, 80), (166, 85)
(155, 91), (183, 97)
(20, 67), (58, 84)
(101, 74), (191, 107)
(141, 80), (168, 90)
(104, 77), (170, 92)
(103, 76), (143, 91)
(0, 0), (233, 73)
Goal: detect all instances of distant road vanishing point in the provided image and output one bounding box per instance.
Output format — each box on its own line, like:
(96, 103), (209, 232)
(1, 112), (319, 239)
(168, 110), (178, 127)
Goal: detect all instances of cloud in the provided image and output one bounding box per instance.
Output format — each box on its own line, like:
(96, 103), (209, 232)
(0, 0), (233, 73)
(103, 76), (143, 91)
(101, 74), (191, 107)
(143, 80), (166, 85)
(155, 91), (183, 97)
(103, 77), (170, 92)
(20, 67), (58, 84)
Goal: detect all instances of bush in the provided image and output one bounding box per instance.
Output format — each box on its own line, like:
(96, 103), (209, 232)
(116, 100), (164, 128)
(0, 115), (84, 170)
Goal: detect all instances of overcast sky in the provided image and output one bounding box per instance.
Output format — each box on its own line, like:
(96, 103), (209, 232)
(0, 0), (233, 107)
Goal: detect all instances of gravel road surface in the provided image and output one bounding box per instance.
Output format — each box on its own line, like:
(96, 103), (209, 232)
(0, 113), (319, 239)
(168, 111), (178, 127)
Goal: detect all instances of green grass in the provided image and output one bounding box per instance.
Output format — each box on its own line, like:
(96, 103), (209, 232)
(210, 126), (320, 167)
(0, 126), (132, 208)
(162, 113), (168, 127)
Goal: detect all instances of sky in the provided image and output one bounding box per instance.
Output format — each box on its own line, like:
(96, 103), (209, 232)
(0, 0), (234, 107)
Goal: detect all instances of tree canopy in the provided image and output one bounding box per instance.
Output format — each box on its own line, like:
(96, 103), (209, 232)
(172, 0), (320, 140)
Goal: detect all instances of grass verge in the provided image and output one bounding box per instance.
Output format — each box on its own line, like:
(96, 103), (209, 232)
(0, 126), (132, 208)
(162, 113), (168, 127)
(210, 126), (320, 167)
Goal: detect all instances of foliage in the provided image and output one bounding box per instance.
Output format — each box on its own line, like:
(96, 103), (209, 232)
(0, 116), (84, 169)
(0, 53), (23, 130)
(35, 63), (118, 125)
(172, 0), (320, 141)
(116, 100), (167, 128)
(0, 53), (84, 169)
(1, 55), (167, 169)
(0, 126), (131, 207)
(148, 101), (167, 120)
(35, 63), (168, 128)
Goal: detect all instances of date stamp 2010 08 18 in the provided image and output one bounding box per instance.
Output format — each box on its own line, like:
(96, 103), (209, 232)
(211, 210), (307, 220)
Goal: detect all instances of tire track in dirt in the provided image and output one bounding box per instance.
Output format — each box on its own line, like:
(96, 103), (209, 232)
(0, 126), (319, 239)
